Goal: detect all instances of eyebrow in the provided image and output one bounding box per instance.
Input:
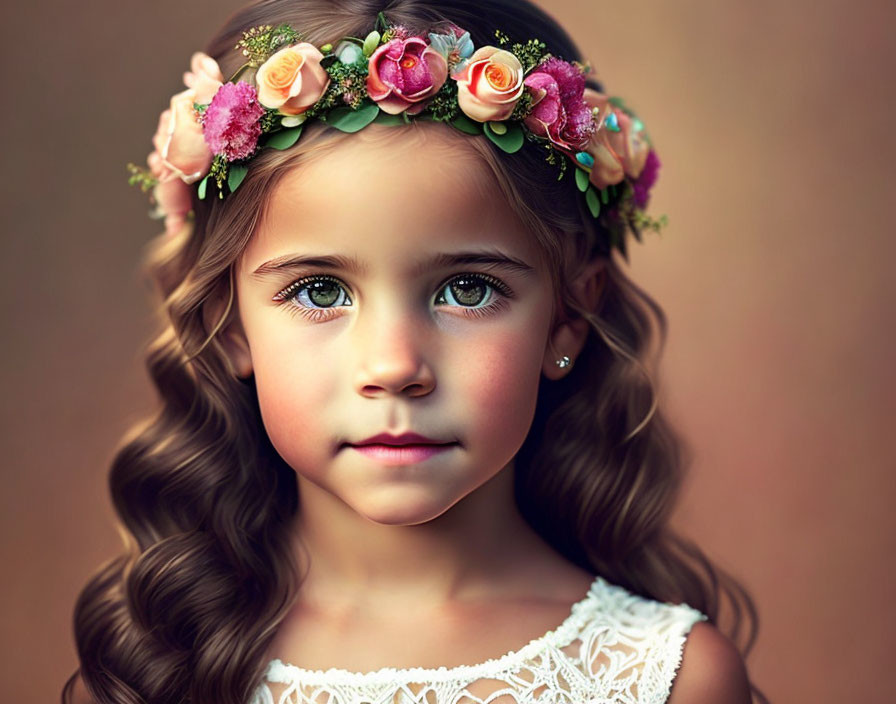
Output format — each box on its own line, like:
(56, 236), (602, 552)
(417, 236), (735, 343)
(250, 249), (537, 280)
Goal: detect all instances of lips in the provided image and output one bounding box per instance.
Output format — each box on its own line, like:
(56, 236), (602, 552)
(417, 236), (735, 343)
(351, 431), (456, 447)
(345, 432), (459, 466)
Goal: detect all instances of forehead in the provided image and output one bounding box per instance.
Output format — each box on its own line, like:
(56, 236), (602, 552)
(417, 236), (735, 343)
(240, 123), (541, 274)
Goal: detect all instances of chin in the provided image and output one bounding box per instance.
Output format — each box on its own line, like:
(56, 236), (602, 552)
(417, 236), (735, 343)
(353, 491), (460, 527)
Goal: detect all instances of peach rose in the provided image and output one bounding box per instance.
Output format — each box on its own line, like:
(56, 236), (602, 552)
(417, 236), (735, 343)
(152, 88), (213, 184)
(182, 51), (224, 105)
(255, 43), (330, 115)
(147, 152), (192, 237)
(453, 46), (524, 122)
(582, 88), (650, 189)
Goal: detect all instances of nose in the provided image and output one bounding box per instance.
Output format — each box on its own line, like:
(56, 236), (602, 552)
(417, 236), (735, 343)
(352, 303), (436, 399)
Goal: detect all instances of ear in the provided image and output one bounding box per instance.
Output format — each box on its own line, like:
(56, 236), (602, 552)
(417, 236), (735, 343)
(542, 257), (606, 380)
(203, 287), (254, 379)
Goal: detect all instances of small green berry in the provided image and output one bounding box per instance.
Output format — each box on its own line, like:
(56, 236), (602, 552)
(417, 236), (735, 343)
(362, 30), (381, 56)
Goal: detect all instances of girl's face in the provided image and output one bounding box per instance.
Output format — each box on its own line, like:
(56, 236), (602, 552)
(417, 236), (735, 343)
(232, 125), (563, 526)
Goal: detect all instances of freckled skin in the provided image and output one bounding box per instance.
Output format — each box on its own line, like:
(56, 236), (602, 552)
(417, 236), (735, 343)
(234, 123), (558, 529)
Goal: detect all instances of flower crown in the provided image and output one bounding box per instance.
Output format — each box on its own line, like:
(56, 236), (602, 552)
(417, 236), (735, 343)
(128, 12), (666, 260)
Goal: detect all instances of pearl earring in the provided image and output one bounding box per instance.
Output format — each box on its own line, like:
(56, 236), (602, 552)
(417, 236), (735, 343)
(555, 355), (571, 369)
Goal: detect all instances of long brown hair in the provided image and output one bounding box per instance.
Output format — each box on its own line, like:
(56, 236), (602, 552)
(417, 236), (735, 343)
(64, 1), (768, 702)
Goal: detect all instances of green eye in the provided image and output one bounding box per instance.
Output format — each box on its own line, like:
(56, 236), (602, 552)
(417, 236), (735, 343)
(274, 275), (352, 309)
(438, 276), (491, 307)
(435, 273), (514, 310)
(302, 279), (345, 307)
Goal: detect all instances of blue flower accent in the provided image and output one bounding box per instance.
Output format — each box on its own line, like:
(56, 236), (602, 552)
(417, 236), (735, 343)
(334, 40), (364, 65)
(428, 29), (475, 72)
(428, 32), (452, 57)
(456, 31), (474, 59)
(605, 112), (620, 132)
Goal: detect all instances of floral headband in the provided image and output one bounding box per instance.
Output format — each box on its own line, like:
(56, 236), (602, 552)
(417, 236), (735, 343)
(128, 13), (666, 259)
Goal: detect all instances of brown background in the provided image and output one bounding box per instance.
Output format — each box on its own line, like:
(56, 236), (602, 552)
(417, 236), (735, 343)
(1, 0), (893, 702)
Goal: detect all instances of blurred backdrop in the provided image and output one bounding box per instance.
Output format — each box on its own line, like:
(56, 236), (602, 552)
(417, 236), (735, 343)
(1, 0), (893, 702)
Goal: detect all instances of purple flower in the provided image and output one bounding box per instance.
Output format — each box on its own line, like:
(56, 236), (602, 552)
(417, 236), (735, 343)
(631, 149), (661, 209)
(523, 57), (594, 150)
(202, 81), (265, 161)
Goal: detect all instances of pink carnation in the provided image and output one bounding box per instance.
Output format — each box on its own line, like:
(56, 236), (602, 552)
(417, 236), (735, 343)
(523, 57), (594, 150)
(631, 149), (661, 208)
(202, 81), (265, 161)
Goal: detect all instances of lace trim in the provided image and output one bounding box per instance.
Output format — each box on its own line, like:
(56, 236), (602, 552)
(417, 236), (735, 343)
(655, 617), (703, 701)
(266, 575), (606, 685)
(615, 595), (708, 702)
(250, 575), (709, 704)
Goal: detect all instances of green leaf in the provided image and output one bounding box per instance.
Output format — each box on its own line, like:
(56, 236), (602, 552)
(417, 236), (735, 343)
(450, 114), (483, 135)
(324, 103), (380, 132)
(197, 174), (209, 200)
(375, 11), (389, 35)
(373, 111), (405, 126)
(585, 187), (601, 218)
(228, 163), (248, 193)
(600, 187), (609, 204)
(484, 121), (524, 153)
(574, 167), (590, 193)
(265, 126), (303, 150)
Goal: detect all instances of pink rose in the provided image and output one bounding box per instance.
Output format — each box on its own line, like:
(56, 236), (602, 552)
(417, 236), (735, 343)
(255, 43), (330, 115)
(147, 151), (192, 237)
(182, 51), (224, 105)
(367, 36), (448, 115)
(152, 88), (214, 184)
(452, 46), (524, 122)
(522, 57), (594, 151)
(581, 89), (650, 189)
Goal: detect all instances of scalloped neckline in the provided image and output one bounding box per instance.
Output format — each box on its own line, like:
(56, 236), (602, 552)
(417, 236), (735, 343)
(264, 574), (606, 685)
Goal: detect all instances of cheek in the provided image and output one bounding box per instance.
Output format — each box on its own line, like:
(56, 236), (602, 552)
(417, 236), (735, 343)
(249, 328), (340, 471)
(456, 328), (545, 441)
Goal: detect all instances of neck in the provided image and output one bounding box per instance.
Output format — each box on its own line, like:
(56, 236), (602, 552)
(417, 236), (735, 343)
(286, 461), (553, 609)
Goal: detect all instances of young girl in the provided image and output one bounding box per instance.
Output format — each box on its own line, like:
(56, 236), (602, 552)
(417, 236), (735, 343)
(65, 1), (768, 702)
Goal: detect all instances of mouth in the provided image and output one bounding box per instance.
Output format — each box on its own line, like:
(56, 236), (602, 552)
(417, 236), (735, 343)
(351, 431), (456, 446)
(347, 442), (458, 465)
(343, 432), (460, 466)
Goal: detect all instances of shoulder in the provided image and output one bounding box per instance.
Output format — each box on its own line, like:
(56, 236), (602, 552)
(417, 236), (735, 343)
(666, 621), (752, 704)
(576, 578), (749, 703)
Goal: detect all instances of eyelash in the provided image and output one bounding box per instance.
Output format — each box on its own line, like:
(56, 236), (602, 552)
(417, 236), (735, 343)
(271, 273), (515, 322)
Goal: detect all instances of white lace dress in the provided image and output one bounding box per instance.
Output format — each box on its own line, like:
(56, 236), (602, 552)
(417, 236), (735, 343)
(248, 574), (708, 704)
